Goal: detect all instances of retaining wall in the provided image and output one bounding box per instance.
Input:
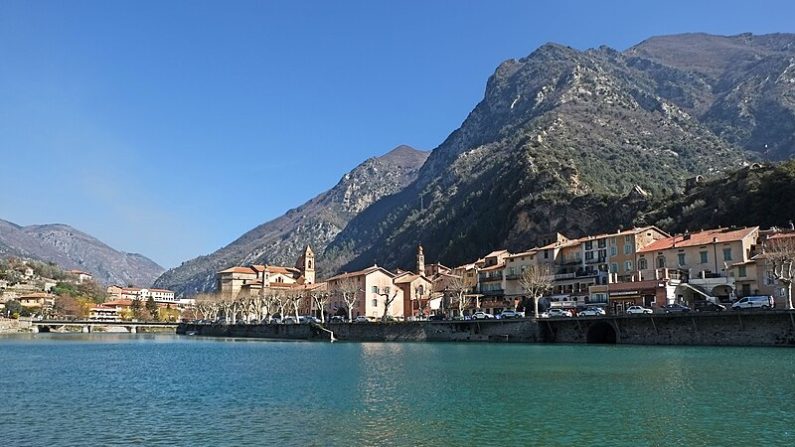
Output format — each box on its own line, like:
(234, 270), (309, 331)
(177, 319), (540, 343)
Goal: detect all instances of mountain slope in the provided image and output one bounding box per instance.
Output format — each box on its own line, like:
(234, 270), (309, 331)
(0, 219), (164, 286)
(627, 33), (795, 159)
(645, 161), (795, 232)
(325, 36), (771, 272)
(153, 145), (429, 296)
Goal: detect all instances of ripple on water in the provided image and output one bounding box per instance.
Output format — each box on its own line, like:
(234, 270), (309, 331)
(0, 336), (794, 446)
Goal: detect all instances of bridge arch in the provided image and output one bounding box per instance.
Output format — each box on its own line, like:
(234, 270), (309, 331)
(586, 321), (617, 344)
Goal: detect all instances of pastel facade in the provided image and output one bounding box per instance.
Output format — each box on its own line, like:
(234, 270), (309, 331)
(327, 266), (405, 320)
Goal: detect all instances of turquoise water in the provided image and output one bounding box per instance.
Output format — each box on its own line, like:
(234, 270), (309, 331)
(1, 334), (794, 446)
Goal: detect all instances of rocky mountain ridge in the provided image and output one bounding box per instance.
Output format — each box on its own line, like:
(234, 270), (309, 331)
(0, 219), (164, 286)
(153, 145), (429, 295)
(158, 32), (795, 295)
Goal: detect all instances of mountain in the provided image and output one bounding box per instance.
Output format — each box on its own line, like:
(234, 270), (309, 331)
(153, 145), (429, 296)
(645, 160), (795, 232)
(160, 32), (795, 295)
(0, 219), (164, 286)
(626, 33), (795, 159)
(325, 35), (783, 272)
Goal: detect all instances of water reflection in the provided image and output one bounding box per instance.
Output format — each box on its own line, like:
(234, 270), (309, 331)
(0, 337), (793, 446)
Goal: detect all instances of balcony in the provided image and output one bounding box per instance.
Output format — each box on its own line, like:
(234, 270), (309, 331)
(478, 288), (505, 296)
(478, 275), (503, 282)
(555, 272), (577, 280)
(504, 273), (522, 280)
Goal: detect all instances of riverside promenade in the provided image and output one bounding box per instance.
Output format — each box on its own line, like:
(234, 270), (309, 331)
(178, 310), (795, 346)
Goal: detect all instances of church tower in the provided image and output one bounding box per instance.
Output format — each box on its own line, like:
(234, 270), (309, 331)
(296, 245), (316, 284)
(417, 245), (425, 277)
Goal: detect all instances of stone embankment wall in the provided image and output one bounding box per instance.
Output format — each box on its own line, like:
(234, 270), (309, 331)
(178, 319), (540, 343)
(0, 318), (28, 334)
(543, 311), (795, 346)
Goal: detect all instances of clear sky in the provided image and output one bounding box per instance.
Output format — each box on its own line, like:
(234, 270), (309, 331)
(1, 0), (792, 268)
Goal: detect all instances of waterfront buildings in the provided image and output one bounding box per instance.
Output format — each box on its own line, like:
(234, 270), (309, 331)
(213, 225), (795, 320)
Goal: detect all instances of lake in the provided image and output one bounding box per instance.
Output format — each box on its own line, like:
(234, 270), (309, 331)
(1, 334), (793, 446)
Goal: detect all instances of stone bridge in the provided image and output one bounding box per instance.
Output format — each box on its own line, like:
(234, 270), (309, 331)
(32, 320), (178, 334)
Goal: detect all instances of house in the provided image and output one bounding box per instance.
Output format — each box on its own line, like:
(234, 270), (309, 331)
(637, 227), (759, 305)
(217, 246), (316, 299)
(391, 246), (434, 319)
(68, 270), (93, 284)
(326, 265), (404, 320)
(17, 292), (56, 310)
(106, 286), (189, 306)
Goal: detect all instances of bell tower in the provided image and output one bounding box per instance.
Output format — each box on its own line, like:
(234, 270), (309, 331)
(297, 245), (315, 284)
(417, 245), (425, 277)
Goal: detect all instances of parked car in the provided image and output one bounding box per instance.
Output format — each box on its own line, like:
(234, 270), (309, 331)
(282, 317), (296, 324)
(428, 314), (447, 321)
(732, 295), (774, 310)
(269, 316), (282, 324)
(472, 311), (495, 320)
(498, 310), (519, 319)
(694, 301), (727, 312)
(547, 308), (573, 318)
(538, 311), (550, 318)
(329, 315), (346, 323)
(661, 303), (691, 313)
(626, 305), (653, 315)
(299, 316), (321, 324)
(353, 315), (371, 323)
(579, 307), (606, 316)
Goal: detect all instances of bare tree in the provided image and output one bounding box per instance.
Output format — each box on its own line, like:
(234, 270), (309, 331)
(311, 291), (331, 323)
(520, 264), (553, 318)
(286, 289), (303, 321)
(380, 291), (399, 322)
(765, 235), (795, 310)
(195, 293), (223, 320)
(447, 275), (475, 318)
(334, 278), (361, 321)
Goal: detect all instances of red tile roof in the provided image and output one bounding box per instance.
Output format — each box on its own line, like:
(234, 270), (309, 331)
(638, 227), (758, 253)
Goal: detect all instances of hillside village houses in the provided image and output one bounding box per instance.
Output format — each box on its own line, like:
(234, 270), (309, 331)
(216, 224), (795, 321)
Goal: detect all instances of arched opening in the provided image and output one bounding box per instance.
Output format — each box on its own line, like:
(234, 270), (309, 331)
(586, 321), (617, 344)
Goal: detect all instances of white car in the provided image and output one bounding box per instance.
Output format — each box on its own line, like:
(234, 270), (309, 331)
(546, 308), (573, 318)
(579, 307), (606, 316)
(626, 305), (653, 315)
(472, 311), (495, 320)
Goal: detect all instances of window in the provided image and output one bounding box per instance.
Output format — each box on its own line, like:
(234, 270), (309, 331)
(597, 239), (606, 248)
(625, 235), (633, 243)
(372, 299), (378, 306)
(738, 265), (747, 277)
(610, 263), (618, 273)
(585, 251), (594, 261)
(610, 246), (617, 257)
(591, 293), (608, 303)
(625, 261), (633, 271)
(585, 241), (593, 250)
(723, 248), (732, 261)
(371, 286), (378, 293)
(624, 244), (633, 254)
(657, 256), (666, 268)
(638, 258), (648, 270)
(383, 286), (390, 294)
(677, 253), (686, 266)
(700, 251), (708, 264)
(597, 249), (607, 261)
(544, 250), (549, 259)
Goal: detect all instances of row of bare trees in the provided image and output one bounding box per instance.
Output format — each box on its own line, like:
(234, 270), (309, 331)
(442, 265), (552, 318)
(194, 287), (326, 323)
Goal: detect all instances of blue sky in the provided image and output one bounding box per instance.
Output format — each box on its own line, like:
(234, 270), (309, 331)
(1, 0), (793, 269)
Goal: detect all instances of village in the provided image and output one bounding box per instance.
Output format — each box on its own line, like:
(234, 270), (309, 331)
(3, 223), (795, 325)
(200, 224), (795, 324)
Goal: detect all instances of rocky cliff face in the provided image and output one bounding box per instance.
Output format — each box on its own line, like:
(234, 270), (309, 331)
(0, 219), (164, 286)
(160, 32), (795, 295)
(153, 145), (429, 296)
(326, 35), (775, 272)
